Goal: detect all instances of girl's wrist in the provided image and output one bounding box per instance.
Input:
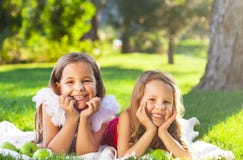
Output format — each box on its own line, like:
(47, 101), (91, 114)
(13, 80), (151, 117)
(146, 127), (157, 135)
(79, 116), (90, 122)
(158, 130), (169, 140)
(65, 115), (79, 124)
(145, 125), (157, 132)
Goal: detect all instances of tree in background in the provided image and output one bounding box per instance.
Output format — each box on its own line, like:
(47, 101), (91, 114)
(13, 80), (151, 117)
(0, 1), (22, 63)
(153, 0), (211, 64)
(108, 0), (210, 64)
(196, 0), (243, 90)
(0, 1), (22, 47)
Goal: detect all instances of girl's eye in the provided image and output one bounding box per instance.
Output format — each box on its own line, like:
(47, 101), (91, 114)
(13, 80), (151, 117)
(83, 79), (93, 83)
(148, 98), (155, 102)
(164, 101), (172, 108)
(66, 81), (73, 84)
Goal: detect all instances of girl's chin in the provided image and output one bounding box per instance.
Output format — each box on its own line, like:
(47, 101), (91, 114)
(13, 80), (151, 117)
(152, 119), (165, 127)
(74, 103), (88, 111)
(153, 122), (162, 127)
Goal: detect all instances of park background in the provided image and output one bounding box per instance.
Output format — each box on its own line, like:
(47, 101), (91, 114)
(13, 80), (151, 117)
(0, 0), (242, 159)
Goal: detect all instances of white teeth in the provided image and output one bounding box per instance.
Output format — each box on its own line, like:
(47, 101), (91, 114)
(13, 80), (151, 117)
(152, 113), (162, 118)
(74, 95), (85, 100)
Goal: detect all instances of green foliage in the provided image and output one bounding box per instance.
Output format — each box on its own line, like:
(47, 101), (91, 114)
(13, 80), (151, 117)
(0, 1), (22, 36)
(0, 0), (96, 64)
(1, 33), (102, 64)
(40, 0), (95, 41)
(19, 0), (95, 41)
(1, 35), (23, 63)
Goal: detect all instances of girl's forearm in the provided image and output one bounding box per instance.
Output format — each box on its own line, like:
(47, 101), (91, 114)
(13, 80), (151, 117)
(159, 131), (192, 159)
(75, 118), (98, 155)
(47, 117), (79, 154)
(121, 129), (156, 158)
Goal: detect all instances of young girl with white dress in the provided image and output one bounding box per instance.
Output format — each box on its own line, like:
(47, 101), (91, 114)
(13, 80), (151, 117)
(33, 52), (120, 155)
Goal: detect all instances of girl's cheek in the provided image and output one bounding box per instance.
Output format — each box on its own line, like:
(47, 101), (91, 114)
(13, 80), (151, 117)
(61, 86), (72, 96)
(166, 108), (173, 120)
(146, 102), (154, 112)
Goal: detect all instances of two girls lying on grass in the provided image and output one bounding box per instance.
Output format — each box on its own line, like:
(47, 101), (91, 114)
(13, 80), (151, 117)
(0, 52), (235, 160)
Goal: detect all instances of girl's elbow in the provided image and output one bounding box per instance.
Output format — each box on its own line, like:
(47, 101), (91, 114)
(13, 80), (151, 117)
(117, 150), (127, 158)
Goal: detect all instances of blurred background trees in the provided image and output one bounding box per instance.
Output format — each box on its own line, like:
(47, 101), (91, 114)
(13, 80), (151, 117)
(105, 0), (210, 64)
(0, 0), (211, 64)
(0, 0), (96, 63)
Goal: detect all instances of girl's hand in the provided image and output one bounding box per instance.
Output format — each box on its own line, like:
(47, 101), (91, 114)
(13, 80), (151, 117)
(136, 102), (157, 131)
(158, 108), (177, 133)
(80, 97), (101, 119)
(58, 95), (79, 119)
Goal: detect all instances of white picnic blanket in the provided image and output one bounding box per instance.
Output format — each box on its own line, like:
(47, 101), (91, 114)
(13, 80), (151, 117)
(0, 117), (235, 160)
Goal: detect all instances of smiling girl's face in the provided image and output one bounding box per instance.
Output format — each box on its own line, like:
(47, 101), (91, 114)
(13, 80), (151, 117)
(140, 79), (174, 127)
(56, 61), (97, 110)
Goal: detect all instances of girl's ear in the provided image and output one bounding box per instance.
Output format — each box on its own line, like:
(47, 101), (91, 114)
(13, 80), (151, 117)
(55, 82), (61, 95)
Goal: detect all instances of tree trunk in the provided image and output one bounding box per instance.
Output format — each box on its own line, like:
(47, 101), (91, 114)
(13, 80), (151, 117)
(195, 0), (243, 90)
(121, 32), (130, 53)
(168, 35), (174, 64)
(121, 16), (131, 53)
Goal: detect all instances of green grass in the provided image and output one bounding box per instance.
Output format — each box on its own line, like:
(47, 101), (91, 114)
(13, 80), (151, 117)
(0, 53), (242, 159)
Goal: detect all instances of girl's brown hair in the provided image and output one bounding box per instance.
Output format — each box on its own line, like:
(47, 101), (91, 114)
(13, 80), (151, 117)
(35, 52), (105, 144)
(129, 70), (188, 150)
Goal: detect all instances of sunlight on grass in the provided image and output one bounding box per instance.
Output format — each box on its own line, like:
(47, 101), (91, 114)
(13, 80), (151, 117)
(0, 63), (54, 72)
(176, 38), (209, 58)
(183, 90), (243, 159)
(202, 109), (243, 158)
(99, 53), (206, 95)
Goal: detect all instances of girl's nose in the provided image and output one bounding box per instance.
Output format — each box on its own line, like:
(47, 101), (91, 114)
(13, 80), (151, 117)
(75, 83), (84, 91)
(155, 103), (166, 111)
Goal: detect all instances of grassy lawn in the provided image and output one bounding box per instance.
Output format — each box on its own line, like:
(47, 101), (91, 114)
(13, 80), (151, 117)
(0, 52), (242, 159)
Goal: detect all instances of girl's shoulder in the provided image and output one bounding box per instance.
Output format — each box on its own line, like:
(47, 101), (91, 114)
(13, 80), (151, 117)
(32, 88), (58, 108)
(119, 108), (131, 122)
(32, 88), (65, 127)
(122, 108), (131, 115)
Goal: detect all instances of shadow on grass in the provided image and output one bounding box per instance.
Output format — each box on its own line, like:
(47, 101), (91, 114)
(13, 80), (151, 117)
(0, 67), (52, 88)
(101, 65), (143, 81)
(183, 90), (243, 138)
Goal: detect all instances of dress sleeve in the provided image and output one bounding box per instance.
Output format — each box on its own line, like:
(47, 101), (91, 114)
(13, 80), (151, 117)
(90, 95), (120, 132)
(32, 88), (66, 127)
